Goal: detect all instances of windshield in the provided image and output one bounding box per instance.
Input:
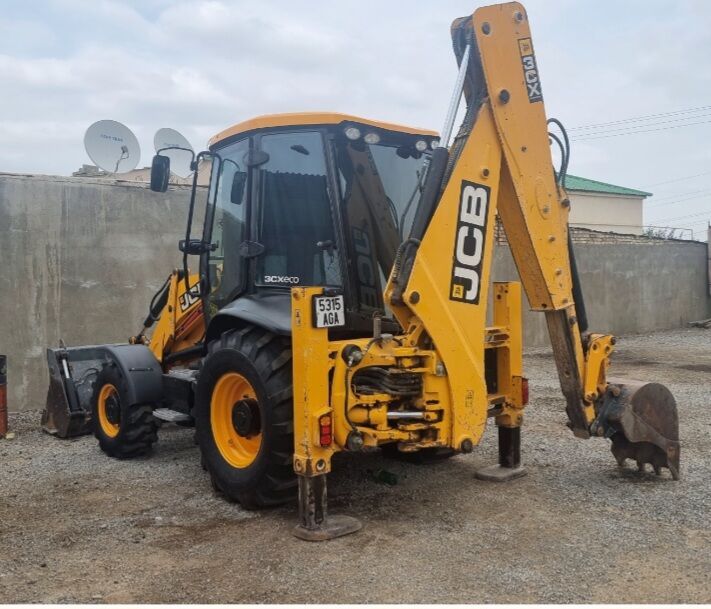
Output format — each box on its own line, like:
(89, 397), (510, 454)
(333, 131), (430, 310)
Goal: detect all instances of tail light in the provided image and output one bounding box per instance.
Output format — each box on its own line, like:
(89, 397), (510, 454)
(319, 414), (332, 447)
(521, 377), (529, 406)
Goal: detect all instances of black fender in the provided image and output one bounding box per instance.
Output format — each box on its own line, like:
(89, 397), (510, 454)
(206, 292), (292, 344)
(101, 344), (163, 405)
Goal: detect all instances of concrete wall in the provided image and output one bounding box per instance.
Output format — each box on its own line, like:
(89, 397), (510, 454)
(568, 191), (644, 235)
(1, 173), (192, 413)
(493, 237), (711, 348)
(1, 173), (709, 411)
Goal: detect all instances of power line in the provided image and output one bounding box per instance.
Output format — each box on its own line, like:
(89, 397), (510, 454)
(569, 112), (711, 138)
(648, 190), (711, 208)
(648, 187), (711, 204)
(683, 218), (711, 227)
(653, 208), (711, 224)
(570, 118), (711, 141)
(659, 219), (710, 233)
(643, 170), (711, 188)
(568, 104), (711, 131)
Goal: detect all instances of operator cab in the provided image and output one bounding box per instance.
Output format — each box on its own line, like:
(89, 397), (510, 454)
(152, 113), (438, 336)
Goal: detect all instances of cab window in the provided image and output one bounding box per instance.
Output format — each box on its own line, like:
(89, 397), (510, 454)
(256, 131), (342, 288)
(207, 138), (249, 310)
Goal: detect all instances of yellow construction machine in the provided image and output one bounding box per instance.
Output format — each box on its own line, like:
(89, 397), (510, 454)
(45, 1), (680, 540)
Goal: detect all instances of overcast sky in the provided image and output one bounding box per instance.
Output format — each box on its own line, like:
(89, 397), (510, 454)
(2, 0), (710, 238)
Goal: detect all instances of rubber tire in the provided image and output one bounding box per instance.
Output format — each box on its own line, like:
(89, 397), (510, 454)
(195, 326), (296, 509)
(91, 365), (158, 459)
(381, 443), (456, 464)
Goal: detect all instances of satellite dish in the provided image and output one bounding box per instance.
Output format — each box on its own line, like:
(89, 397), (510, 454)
(84, 120), (140, 173)
(153, 128), (195, 178)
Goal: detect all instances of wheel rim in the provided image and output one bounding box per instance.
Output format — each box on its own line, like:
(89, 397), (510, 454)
(97, 383), (120, 438)
(211, 372), (262, 468)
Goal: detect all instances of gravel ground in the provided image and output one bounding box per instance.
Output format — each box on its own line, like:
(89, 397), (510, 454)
(0, 328), (709, 603)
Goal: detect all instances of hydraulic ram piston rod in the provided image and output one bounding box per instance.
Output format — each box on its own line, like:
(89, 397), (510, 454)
(439, 44), (471, 147)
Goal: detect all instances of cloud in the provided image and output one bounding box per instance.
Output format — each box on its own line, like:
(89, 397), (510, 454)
(2, 0), (710, 237)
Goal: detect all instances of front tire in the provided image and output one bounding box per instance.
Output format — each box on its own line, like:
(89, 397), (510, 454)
(195, 326), (296, 509)
(91, 365), (158, 459)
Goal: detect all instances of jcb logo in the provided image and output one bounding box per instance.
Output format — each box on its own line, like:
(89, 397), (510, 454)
(179, 282), (201, 312)
(518, 37), (542, 103)
(450, 181), (490, 305)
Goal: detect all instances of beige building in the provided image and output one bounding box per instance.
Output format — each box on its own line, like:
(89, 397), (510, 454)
(564, 175), (651, 235)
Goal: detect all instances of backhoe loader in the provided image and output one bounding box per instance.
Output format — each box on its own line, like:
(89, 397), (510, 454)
(44, 1), (680, 540)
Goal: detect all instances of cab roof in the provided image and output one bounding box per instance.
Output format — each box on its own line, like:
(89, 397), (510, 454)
(208, 112), (438, 148)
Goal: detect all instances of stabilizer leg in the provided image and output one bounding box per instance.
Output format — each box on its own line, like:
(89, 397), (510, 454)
(475, 425), (527, 482)
(292, 474), (362, 542)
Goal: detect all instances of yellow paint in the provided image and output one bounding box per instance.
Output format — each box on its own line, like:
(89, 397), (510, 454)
(583, 334), (615, 405)
(210, 372), (262, 468)
(473, 3), (574, 313)
(97, 383), (120, 438)
(291, 281), (523, 463)
(209, 112), (437, 148)
(290, 288), (336, 476)
(147, 270), (205, 365)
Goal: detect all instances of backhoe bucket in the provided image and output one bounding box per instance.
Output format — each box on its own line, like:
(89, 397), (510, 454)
(42, 345), (107, 438)
(594, 380), (680, 479)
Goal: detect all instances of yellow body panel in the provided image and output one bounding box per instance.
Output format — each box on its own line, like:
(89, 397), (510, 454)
(144, 271), (205, 365)
(209, 112), (437, 148)
(391, 102), (503, 448)
(291, 288), (336, 476)
(291, 281), (524, 474)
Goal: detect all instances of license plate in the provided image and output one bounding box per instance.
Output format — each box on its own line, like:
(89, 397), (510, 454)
(312, 294), (345, 328)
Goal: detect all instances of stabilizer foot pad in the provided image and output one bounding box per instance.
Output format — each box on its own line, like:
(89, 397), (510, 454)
(292, 515), (362, 542)
(475, 465), (527, 482)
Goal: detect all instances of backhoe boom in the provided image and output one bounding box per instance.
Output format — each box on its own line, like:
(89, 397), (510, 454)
(290, 1), (679, 540)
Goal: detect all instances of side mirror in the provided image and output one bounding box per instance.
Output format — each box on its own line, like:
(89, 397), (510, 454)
(230, 171), (247, 204)
(150, 155), (170, 193)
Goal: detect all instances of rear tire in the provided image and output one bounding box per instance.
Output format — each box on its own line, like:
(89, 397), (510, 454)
(195, 326), (296, 509)
(91, 365), (158, 459)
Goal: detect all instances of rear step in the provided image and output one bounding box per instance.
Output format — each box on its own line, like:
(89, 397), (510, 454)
(153, 408), (193, 423)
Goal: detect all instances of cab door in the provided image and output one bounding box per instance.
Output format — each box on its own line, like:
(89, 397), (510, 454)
(202, 137), (251, 319)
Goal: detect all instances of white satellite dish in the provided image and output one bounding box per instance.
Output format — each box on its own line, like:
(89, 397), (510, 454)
(84, 120), (140, 173)
(153, 128), (195, 178)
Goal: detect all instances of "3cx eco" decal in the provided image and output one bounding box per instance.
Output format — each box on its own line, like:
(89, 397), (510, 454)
(518, 37), (543, 103)
(450, 180), (490, 305)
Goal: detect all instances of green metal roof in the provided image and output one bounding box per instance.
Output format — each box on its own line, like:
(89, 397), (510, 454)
(563, 174), (652, 198)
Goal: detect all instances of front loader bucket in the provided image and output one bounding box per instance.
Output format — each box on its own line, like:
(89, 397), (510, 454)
(41, 345), (108, 438)
(594, 380), (680, 479)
